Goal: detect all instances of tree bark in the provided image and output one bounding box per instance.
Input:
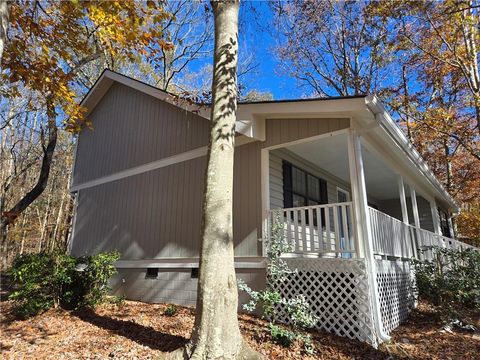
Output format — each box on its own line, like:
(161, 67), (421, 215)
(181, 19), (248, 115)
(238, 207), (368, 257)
(168, 1), (261, 359)
(0, 0), (8, 66)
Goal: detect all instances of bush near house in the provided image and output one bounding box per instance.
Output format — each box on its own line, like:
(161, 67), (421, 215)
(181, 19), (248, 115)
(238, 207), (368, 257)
(239, 214), (317, 354)
(413, 246), (480, 312)
(8, 251), (120, 318)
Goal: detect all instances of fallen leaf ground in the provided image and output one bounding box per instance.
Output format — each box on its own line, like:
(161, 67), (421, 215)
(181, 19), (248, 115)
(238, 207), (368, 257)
(1, 298), (479, 360)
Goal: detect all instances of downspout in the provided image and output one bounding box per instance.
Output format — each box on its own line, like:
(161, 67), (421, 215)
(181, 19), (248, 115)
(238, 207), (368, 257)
(350, 127), (391, 345)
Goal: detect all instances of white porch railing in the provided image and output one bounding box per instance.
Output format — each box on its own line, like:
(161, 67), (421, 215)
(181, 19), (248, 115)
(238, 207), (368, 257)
(267, 202), (356, 256)
(267, 204), (476, 260)
(369, 207), (476, 260)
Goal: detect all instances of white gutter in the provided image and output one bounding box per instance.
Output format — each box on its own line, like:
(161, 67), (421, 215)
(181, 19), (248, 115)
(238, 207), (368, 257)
(365, 96), (459, 212)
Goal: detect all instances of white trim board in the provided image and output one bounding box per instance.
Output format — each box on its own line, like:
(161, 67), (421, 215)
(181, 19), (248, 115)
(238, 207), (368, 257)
(115, 257), (267, 269)
(71, 146), (207, 192)
(70, 135), (257, 192)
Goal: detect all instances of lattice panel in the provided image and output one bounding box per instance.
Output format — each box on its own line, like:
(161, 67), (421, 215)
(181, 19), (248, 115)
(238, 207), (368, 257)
(273, 258), (376, 345)
(375, 260), (415, 335)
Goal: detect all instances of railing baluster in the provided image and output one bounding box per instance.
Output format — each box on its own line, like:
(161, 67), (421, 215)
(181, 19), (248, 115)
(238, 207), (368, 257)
(325, 207), (331, 252)
(301, 209), (307, 253)
(285, 209), (291, 247)
(333, 205), (341, 257)
(308, 207), (314, 252)
(341, 204), (349, 252)
(293, 209), (299, 253)
(316, 207), (322, 252)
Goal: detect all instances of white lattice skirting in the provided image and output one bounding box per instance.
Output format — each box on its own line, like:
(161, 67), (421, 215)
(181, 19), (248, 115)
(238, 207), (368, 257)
(273, 258), (376, 345)
(375, 259), (416, 335)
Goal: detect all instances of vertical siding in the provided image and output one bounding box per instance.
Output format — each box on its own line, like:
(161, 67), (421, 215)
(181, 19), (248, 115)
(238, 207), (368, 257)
(72, 82), (351, 260)
(71, 156), (207, 259)
(73, 83), (210, 186)
(233, 142), (262, 256)
(263, 118), (350, 148)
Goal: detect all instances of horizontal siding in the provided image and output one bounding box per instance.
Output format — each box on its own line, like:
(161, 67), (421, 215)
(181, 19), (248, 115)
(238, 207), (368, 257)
(269, 148), (352, 210)
(73, 83), (210, 186)
(417, 196), (435, 232)
(376, 196), (435, 232)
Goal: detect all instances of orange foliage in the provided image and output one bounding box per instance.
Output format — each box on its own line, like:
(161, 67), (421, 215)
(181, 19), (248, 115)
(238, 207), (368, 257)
(1, 0), (171, 131)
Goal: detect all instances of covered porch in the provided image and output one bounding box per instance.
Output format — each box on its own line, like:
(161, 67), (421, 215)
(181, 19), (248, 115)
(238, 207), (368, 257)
(263, 129), (471, 261)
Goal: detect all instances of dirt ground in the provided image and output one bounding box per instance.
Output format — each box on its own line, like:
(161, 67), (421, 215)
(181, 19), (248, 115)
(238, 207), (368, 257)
(1, 298), (479, 360)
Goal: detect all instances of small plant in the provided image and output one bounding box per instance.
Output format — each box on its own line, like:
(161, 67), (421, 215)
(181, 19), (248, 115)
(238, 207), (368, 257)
(107, 295), (126, 306)
(164, 304), (178, 316)
(269, 324), (297, 347)
(239, 213), (318, 354)
(8, 250), (120, 318)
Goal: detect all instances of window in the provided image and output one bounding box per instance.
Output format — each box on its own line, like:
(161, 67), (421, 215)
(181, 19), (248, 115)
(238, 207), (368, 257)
(283, 161), (328, 208)
(438, 208), (451, 237)
(283, 161), (328, 225)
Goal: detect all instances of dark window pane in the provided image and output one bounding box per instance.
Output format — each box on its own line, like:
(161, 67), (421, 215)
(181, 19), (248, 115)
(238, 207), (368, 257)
(292, 194), (306, 207)
(307, 174), (320, 200)
(292, 167), (306, 195)
(338, 190), (347, 203)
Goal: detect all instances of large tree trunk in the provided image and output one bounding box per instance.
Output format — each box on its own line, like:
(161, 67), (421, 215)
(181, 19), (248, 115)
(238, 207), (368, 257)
(168, 1), (260, 359)
(0, 0), (8, 65)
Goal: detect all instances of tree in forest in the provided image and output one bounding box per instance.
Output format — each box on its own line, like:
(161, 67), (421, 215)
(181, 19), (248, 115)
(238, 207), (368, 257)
(369, 0), (480, 240)
(169, 1), (260, 359)
(273, 0), (391, 97)
(0, 1), (171, 255)
(273, 0), (480, 241)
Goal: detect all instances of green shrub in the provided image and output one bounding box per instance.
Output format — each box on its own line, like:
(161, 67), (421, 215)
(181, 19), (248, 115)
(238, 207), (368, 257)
(65, 251), (121, 308)
(8, 252), (76, 318)
(164, 304), (178, 316)
(239, 213), (317, 354)
(413, 246), (480, 311)
(8, 250), (120, 318)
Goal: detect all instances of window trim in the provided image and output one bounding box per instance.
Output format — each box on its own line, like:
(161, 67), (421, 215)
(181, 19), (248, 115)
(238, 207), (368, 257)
(282, 161), (328, 208)
(336, 187), (350, 202)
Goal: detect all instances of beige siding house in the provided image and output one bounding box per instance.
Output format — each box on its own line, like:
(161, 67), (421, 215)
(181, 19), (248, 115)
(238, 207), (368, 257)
(70, 70), (474, 347)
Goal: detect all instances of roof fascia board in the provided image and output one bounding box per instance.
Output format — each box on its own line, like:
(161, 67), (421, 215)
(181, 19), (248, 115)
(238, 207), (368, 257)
(365, 96), (458, 211)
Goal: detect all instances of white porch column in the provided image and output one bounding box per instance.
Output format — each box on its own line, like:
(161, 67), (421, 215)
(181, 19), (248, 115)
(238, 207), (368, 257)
(410, 187), (421, 259)
(398, 177), (409, 224)
(447, 216), (455, 239)
(347, 129), (390, 342)
(347, 130), (368, 259)
(410, 188), (421, 229)
(430, 200), (442, 235)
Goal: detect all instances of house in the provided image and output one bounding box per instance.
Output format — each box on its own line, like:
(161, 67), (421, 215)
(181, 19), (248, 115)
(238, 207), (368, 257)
(69, 69), (474, 347)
